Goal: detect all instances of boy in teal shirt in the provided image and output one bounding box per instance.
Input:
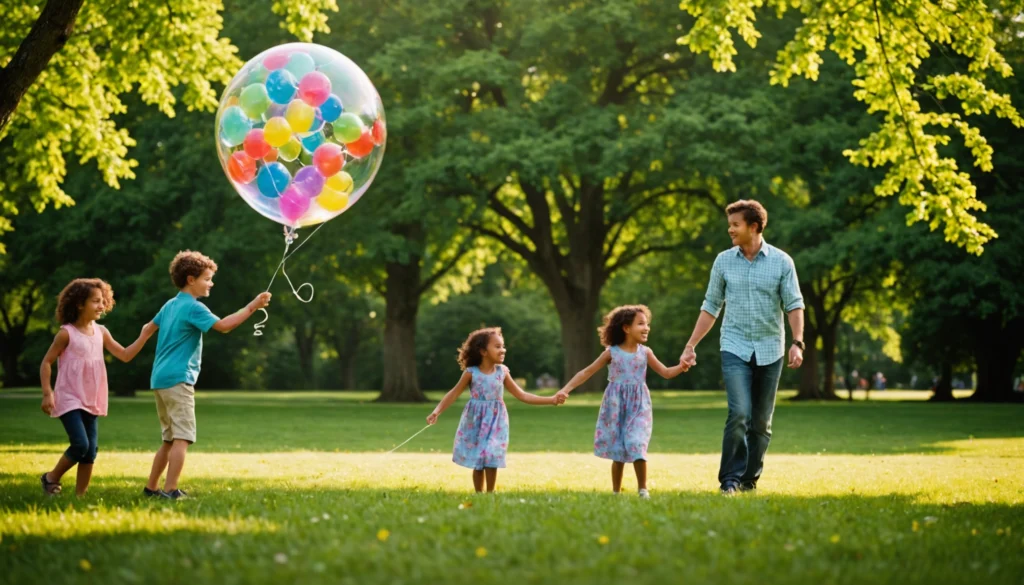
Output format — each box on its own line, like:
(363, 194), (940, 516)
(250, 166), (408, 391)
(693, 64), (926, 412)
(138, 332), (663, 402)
(143, 250), (271, 499)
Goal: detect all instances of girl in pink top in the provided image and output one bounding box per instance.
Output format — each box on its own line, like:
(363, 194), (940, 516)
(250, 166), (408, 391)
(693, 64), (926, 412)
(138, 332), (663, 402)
(39, 278), (156, 496)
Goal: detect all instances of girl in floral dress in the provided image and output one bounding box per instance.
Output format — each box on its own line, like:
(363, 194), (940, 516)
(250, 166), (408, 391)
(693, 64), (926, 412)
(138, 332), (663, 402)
(557, 305), (687, 498)
(427, 327), (565, 492)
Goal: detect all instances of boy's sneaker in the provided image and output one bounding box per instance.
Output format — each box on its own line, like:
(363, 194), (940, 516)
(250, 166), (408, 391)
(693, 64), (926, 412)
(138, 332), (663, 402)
(721, 483), (739, 496)
(143, 487), (164, 498)
(638, 489), (651, 499)
(162, 489), (189, 500)
(739, 482), (757, 493)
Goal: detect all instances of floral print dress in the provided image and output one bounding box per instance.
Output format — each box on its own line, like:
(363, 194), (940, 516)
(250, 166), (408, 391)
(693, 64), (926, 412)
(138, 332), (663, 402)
(594, 345), (653, 462)
(452, 365), (510, 470)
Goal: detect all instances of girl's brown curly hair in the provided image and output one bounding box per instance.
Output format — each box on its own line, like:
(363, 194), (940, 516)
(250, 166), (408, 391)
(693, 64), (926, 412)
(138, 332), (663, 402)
(457, 327), (502, 370)
(55, 278), (115, 324)
(170, 250), (219, 289)
(598, 304), (651, 348)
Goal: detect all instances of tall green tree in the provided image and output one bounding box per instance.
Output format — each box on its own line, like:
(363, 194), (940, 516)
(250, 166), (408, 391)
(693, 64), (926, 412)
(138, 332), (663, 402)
(679, 0), (1024, 256)
(0, 0), (338, 250)
(374, 0), (749, 392)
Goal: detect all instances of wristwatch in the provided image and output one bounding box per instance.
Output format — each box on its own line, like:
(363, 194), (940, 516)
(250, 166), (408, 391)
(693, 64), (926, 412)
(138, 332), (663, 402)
(791, 340), (805, 351)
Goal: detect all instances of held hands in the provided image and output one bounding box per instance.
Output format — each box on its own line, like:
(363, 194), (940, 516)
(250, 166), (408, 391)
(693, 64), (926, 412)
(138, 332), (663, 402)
(41, 392), (55, 415)
(679, 346), (697, 369)
(249, 292), (272, 312)
(554, 388), (570, 404)
(787, 344), (804, 369)
(142, 321), (158, 338)
(426, 411), (439, 425)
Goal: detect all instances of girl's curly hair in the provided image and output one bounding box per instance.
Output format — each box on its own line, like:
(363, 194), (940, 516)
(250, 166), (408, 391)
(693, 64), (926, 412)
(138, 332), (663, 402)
(55, 278), (115, 324)
(169, 250), (218, 289)
(598, 304), (651, 347)
(457, 327), (502, 370)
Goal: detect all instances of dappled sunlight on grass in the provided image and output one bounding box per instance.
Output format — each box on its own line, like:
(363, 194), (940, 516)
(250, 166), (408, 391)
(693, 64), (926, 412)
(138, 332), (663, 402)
(2, 388), (1022, 585)
(2, 452), (1021, 504)
(2, 506), (276, 539)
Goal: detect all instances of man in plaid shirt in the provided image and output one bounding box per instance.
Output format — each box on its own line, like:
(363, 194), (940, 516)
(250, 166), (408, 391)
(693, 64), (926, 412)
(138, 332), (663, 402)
(680, 200), (805, 495)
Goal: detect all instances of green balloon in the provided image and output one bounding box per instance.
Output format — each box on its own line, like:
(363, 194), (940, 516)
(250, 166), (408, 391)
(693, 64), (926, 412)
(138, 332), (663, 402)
(285, 52), (316, 80)
(220, 106), (251, 146)
(247, 66), (268, 85)
(332, 113), (364, 143)
(240, 84), (270, 119)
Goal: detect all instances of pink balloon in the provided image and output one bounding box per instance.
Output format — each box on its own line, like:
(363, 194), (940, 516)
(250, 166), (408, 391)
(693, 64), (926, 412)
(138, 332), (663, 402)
(298, 72), (332, 107)
(279, 187), (311, 223)
(263, 52), (290, 70)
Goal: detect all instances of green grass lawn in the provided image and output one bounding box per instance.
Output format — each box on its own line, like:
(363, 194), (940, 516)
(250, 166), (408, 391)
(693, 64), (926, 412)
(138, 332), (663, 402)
(1, 390), (1022, 585)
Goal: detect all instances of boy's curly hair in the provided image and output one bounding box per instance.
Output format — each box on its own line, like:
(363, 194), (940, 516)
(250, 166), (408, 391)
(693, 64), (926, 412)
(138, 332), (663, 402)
(169, 250), (219, 289)
(55, 278), (115, 324)
(598, 304), (651, 347)
(457, 327), (502, 370)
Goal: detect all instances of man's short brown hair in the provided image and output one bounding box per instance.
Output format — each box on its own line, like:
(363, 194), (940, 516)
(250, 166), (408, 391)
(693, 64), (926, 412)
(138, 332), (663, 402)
(726, 199), (768, 233)
(169, 250), (218, 289)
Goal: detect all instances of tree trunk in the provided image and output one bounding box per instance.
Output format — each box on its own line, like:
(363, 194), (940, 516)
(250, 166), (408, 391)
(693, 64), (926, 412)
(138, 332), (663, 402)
(794, 329), (820, 399)
(929, 362), (956, 402)
(330, 318), (362, 390)
(792, 293), (840, 400)
(0, 0), (85, 134)
(818, 322), (840, 399)
(554, 295), (602, 393)
(932, 361), (954, 401)
(377, 256), (427, 402)
(0, 321), (29, 387)
(969, 318), (1023, 403)
(294, 320), (317, 389)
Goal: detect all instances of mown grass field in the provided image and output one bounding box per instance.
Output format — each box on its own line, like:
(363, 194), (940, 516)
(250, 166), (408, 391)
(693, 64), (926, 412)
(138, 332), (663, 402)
(1, 389), (1021, 585)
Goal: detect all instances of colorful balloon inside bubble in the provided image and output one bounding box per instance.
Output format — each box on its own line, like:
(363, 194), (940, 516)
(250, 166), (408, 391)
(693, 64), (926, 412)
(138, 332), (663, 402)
(215, 43), (386, 228)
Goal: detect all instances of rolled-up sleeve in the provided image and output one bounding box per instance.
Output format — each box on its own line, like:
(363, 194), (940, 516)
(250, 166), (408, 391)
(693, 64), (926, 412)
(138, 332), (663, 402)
(781, 257), (805, 312)
(700, 255), (726, 318)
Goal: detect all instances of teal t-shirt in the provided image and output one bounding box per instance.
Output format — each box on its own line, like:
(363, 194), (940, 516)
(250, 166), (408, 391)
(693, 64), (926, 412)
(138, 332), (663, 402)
(150, 292), (220, 389)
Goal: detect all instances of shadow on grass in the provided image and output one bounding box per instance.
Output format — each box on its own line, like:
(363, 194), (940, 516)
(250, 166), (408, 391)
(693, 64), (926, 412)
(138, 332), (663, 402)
(1, 472), (1022, 585)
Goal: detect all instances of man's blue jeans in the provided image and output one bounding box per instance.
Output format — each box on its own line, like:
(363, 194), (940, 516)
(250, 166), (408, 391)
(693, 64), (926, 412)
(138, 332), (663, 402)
(719, 351), (783, 488)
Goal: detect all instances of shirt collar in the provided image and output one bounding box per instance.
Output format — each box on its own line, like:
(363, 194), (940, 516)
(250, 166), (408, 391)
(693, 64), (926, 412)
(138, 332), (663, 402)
(733, 241), (770, 258)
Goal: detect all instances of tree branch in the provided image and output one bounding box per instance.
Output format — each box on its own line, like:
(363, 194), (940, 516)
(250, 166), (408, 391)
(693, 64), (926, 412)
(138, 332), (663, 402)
(0, 0), (86, 134)
(606, 241), (691, 275)
(418, 242), (473, 296)
(468, 223), (535, 263)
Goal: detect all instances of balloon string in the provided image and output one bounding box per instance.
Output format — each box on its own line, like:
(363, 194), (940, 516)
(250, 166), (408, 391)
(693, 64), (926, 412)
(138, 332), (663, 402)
(254, 223), (328, 336)
(386, 424), (433, 454)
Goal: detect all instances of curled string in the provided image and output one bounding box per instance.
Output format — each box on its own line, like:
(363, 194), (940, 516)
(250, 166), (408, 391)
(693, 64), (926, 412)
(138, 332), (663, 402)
(254, 223), (328, 336)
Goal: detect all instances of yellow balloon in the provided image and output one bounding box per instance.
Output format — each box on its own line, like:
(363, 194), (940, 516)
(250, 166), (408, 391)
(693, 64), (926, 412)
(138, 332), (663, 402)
(264, 117), (292, 147)
(317, 189), (349, 212)
(325, 171), (353, 194)
(279, 137), (302, 162)
(285, 100), (315, 134)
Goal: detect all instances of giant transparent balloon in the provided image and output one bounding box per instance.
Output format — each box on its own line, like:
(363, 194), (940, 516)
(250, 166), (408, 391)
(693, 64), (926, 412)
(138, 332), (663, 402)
(215, 43), (386, 228)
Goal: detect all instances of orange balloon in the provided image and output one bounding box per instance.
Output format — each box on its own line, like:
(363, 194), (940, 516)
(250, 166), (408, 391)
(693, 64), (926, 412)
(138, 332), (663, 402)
(346, 130), (375, 158)
(227, 151), (256, 183)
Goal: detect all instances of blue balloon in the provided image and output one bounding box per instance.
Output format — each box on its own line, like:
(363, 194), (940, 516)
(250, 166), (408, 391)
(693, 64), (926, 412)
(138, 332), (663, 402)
(301, 131), (325, 152)
(319, 94), (343, 123)
(265, 69), (298, 105)
(256, 162), (291, 198)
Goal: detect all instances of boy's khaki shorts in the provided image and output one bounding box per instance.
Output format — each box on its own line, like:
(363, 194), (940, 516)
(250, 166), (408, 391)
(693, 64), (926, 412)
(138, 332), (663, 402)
(154, 383), (197, 443)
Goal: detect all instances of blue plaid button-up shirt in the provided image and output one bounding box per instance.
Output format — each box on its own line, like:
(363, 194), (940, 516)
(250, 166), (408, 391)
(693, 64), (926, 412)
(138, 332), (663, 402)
(700, 241), (805, 365)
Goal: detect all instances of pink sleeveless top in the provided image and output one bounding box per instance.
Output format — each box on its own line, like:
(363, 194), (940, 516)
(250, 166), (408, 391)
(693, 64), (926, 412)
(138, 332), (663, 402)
(51, 323), (109, 417)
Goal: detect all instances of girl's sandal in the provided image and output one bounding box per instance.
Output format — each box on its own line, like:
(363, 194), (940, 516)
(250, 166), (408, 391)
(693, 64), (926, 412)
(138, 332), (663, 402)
(40, 473), (61, 495)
